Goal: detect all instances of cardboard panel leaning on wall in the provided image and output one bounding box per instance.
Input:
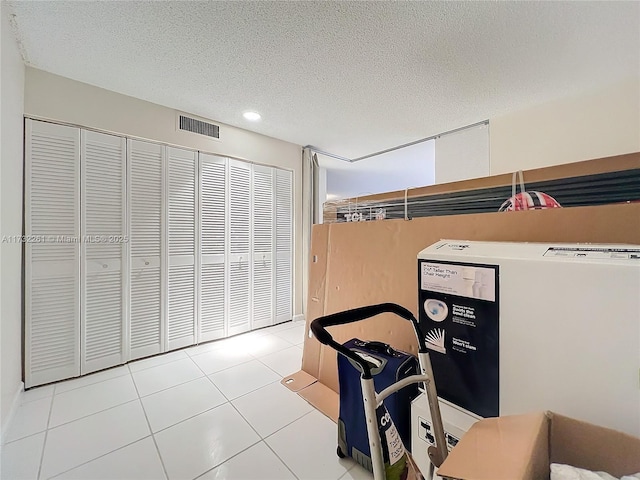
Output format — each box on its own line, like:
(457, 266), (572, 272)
(293, 201), (640, 418)
(323, 151), (640, 222)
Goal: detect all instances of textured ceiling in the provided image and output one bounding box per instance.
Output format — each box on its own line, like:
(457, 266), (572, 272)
(7, 1), (640, 158)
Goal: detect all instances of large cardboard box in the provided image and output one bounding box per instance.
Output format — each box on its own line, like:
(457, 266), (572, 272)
(283, 203), (640, 420)
(437, 411), (640, 480)
(283, 152), (640, 422)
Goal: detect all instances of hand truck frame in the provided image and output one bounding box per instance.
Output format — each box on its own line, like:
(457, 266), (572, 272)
(311, 303), (448, 480)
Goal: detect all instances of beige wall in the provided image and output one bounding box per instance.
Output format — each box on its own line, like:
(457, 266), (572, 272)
(1, 4), (26, 437)
(490, 77), (640, 174)
(24, 67), (304, 317)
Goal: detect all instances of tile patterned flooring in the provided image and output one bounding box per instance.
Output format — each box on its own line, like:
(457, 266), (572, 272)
(1, 321), (373, 480)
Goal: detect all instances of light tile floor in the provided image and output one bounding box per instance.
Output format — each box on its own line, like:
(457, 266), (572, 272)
(1, 321), (374, 480)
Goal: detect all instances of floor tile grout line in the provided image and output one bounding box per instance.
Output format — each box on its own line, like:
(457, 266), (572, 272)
(51, 374), (136, 404)
(86, 354), (273, 407)
(18, 391), (55, 406)
(190, 438), (264, 480)
(250, 351), (299, 379)
(262, 407), (359, 479)
(263, 334), (301, 349)
(204, 345), (314, 440)
(262, 409), (315, 442)
(193, 358), (285, 438)
(273, 321), (303, 332)
(225, 393), (291, 477)
(134, 354), (267, 399)
(40, 397), (142, 436)
(25, 323), (297, 399)
(205, 376), (310, 429)
(130, 374), (170, 480)
(44, 390), (140, 431)
(185, 323), (297, 358)
(129, 352), (191, 374)
(263, 439), (301, 480)
(271, 330), (306, 344)
(17, 323), (303, 480)
(248, 343), (304, 363)
(134, 372), (206, 399)
(28, 407), (314, 480)
(45, 435), (155, 480)
(142, 323), (299, 363)
(53, 368), (131, 396)
(263, 410), (358, 479)
(149, 399), (229, 435)
(188, 357), (270, 480)
(191, 356), (255, 377)
(248, 347), (298, 362)
(36, 388), (56, 480)
(2, 428), (47, 446)
(219, 376), (283, 403)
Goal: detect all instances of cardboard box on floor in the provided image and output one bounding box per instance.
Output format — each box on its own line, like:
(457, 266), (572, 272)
(437, 411), (640, 480)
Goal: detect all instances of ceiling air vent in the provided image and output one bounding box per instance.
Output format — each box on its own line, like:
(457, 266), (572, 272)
(179, 115), (220, 139)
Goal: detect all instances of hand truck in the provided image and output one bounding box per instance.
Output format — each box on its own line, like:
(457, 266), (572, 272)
(311, 303), (448, 480)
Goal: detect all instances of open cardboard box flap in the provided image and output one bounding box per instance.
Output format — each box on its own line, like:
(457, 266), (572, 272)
(437, 412), (640, 480)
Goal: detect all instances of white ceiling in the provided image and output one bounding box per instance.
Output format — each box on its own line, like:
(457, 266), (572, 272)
(7, 1), (640, 158)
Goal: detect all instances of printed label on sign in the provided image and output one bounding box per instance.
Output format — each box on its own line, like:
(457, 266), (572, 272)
(384, 422), (405, 465)
(421, 263), (496, 302)
(543, 247), (640, 260)
(418, 260), (500, 418)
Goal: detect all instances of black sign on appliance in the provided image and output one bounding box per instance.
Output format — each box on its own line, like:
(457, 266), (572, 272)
(417, 260), (499, 418)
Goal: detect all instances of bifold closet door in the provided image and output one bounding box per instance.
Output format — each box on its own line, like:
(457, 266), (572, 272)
(199, 154), (227, 342)
(167, 147), (197, 350)
(25, 120), (81, 388)
(81, 130), (127, 374)
(129, 140), (165, 360)
(275, 169), (293, 324)
(251, 165), (274, 330)
(228, 159), (252, 336)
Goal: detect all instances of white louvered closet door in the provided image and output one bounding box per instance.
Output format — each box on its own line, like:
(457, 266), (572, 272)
(129, 140), (164, 360)
(25, 120), (81, 388)
(167, 147), (197, 350)
(252, 165), (274, 329)
(199, 154), (227, 342)
(228, 159), (252, 336)
(81, 131), (127, 374)
(275, 169), (293, 324)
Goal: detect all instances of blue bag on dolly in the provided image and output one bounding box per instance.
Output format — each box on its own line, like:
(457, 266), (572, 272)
(337, 338), (419, 470)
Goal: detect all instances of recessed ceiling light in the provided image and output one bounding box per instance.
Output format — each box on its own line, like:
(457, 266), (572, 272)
(243, 111), (261, 121)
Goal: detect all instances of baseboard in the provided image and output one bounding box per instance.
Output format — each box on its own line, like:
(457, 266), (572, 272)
(1, 381), (24, 444)
(293, 314), (305, 323)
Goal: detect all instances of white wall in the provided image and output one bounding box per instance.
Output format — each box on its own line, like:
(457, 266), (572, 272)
(490, 77), (640, 174)
(435, 123), (490, 184)
(322, 140), (435, 201)
(1, 4), (26, 437)
(24, 67), (304, 318)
